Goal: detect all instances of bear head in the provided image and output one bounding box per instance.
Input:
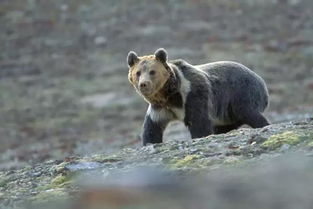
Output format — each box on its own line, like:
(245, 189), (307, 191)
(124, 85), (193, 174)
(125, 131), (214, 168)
(127, 48), (172, 99)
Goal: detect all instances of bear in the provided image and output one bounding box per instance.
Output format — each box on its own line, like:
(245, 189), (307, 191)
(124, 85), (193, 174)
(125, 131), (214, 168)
(127, 48), (270, 145)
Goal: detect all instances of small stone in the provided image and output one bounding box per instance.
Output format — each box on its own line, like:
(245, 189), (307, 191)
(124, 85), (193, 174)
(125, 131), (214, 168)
(228, 142), (240, 149)
(28, 171), (42, 177)
(289, 0), (301, 5)
(6, 10), (24, 22)
(248, 135), (267, 144)
(65, 162), (103, 172)
(60, 4), (69, 11)
(189, 148), (199, 154)
(224, 156), (240, 164)
(94, 36), (107, 46)
(142, 144), (157, 154)
(280, 144), (291, 152)
(292, 121), (307, 125)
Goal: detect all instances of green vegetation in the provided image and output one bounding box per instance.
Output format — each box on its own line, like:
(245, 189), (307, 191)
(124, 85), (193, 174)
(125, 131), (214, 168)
(171, 155), (200, 168)
(261, 131), (303, 150)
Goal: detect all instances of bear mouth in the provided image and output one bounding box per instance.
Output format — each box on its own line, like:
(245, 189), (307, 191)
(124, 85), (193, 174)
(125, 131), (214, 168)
(140, 88), (153, 96)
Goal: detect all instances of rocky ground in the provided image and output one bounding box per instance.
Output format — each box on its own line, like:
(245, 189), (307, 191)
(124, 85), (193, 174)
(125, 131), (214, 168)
(0, 119), (313, 208)
(0, 0), (313, 207)
(0, 0), (312, 169)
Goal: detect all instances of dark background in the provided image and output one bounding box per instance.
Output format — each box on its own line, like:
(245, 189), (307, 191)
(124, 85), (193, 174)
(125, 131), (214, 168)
(0, 0), (312, 170)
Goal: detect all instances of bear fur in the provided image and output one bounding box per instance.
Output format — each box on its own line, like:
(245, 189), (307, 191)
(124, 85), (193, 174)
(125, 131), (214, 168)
(127, 48), (270, 145)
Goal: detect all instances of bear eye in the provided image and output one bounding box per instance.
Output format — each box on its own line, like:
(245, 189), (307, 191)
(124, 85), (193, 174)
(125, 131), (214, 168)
(136, 71), (141, 77)
(149, 70), (155, 76)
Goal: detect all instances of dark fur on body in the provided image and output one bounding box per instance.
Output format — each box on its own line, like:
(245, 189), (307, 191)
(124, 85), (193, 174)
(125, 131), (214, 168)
(127, 49), (269, 145)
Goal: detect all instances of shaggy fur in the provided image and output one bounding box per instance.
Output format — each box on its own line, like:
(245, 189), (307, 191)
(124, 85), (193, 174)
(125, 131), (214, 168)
(127, 48), (269, 145)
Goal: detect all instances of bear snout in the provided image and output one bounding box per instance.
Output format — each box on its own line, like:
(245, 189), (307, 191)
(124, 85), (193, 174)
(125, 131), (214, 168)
(139, 81), (153, 94)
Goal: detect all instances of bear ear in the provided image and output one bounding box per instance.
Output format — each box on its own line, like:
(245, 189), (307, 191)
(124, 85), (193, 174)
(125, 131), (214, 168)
(127, 51), (139, 67)
(154, 48), (168, 63)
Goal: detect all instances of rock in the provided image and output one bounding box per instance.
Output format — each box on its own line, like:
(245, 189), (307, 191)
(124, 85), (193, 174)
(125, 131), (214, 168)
(5, 10), (24, 22)
(60, 4), (69, 12)
(94, 36), (107, 46)
(27, 171), (42, 178)
(0, 120), (313, 208)
(79, 93), (134, 108)
(65, 162), (103, 172)
(261, 131), (304, 150)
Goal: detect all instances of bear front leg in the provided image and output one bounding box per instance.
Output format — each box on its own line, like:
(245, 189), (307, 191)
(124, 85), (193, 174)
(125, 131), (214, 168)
(142, 106), (172, 145)
(184, 96), (213, 138)
(142, 115), (164, 145)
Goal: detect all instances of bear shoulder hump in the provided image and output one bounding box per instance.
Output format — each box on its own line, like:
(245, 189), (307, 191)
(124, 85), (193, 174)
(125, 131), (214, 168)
(170, 59), (195, 71)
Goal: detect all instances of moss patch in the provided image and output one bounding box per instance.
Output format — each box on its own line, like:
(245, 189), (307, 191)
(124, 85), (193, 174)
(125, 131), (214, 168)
(38, 174), (72, 192)
(307, 141), (313, 147)
(223, 156), (241, 164)
(0, 177), (9, 188)
(51, 174), (71, 186)
(171, 155), (200, 168)
(31, 188), (69, 204)
(92, 154), (123, 163)
(261, 131), (303, 150)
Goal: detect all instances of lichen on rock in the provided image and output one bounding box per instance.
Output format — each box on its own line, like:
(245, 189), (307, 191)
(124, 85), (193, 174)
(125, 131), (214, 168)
(171, 155), (201, 168)
(261, 130), (312, 150)
(1, 120), (313, 208)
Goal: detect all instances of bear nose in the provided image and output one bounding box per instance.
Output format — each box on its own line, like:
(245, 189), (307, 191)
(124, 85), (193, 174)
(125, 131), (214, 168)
(139, 81), (151, 91)
(140, 83), (147, 88)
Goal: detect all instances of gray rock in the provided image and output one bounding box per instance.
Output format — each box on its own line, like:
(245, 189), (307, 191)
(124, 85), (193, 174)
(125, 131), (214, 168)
(0, 120), (313, 208)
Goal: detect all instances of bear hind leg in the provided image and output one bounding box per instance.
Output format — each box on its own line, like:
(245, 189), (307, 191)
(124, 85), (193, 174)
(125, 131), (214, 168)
(213, 123), (242, 134)
(239, 110), (269, 128)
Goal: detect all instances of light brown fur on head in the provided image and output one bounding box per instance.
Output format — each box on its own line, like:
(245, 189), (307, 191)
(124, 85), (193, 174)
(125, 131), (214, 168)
(127, 51), (172, 106)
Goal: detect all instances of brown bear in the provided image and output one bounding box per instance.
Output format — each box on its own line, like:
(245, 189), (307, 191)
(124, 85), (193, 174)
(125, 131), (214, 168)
(127, 48), (269, 145)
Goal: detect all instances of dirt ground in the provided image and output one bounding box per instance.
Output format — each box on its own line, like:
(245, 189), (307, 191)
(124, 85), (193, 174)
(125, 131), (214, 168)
(0, 0), (312, 170)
